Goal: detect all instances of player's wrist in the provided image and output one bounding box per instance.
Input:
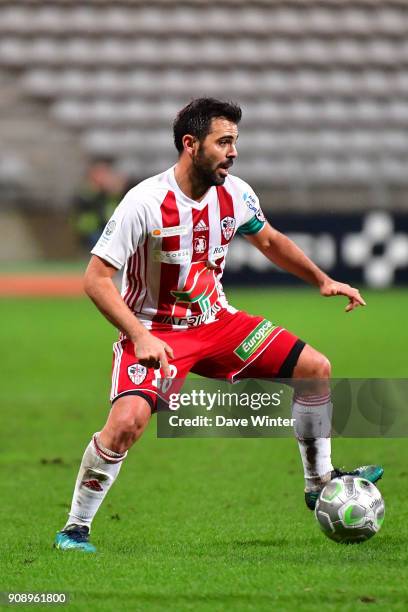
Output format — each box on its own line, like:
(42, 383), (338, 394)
(317, 273), (332, 289)
(129, 327), (150, 345)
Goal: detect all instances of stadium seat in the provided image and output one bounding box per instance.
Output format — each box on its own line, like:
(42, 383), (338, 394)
(2, 0), (408, 208)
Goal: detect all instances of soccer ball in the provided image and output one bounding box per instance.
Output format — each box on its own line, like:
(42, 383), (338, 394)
(315, 475), (385, 544)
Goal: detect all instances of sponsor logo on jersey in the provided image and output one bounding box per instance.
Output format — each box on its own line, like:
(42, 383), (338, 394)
(243, 192), (257, 208)
(171, 261), (219, 314)
(194, 219), (209, 232)
(159, 302), (222, 327)
(243, 192), (265, 222)
(186, 302), (222, 326)
(104, 220), (116, 236)
(207, 245), (227, 268)
(151, 225), (188, 238)
(153, 249), (190, 264)
(221, 216), (236, 241)
(128, 363), (148, 385)
(234, 319), (276, 361)
(193, 236), (207, 254)
(209, 245), (227, 258)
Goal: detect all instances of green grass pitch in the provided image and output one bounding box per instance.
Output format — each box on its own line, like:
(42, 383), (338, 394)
(1, 288), (408, 611)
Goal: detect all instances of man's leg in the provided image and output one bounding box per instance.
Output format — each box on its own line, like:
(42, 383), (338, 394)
(55, 395), (151, 552)
(225, 317), (383, 511)
(291, 345), (383, 510)
(291, 345), (334, 498)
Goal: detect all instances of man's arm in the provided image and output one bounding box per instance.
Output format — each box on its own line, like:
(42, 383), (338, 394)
(84, 255), (174, 375)
(245, 222), (366, 312)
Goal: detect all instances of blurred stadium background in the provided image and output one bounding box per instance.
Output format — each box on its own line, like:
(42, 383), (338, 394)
(1, 0), (408, 290)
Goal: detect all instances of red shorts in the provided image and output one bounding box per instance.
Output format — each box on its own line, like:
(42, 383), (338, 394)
(110, 309), (305, 410)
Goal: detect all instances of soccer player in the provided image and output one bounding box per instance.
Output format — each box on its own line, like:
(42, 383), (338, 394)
(55, 98), (383, 552)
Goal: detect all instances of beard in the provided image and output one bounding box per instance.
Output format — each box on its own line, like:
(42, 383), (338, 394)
(192, 147), (232, 187)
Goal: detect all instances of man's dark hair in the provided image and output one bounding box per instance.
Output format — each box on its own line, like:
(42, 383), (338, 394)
(173, 97), (242, 153)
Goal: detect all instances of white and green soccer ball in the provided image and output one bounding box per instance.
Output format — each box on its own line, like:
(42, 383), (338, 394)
(315, 475), (385, 544)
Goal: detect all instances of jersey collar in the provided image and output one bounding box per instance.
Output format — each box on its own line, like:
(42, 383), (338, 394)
(167, 166), (215, 210)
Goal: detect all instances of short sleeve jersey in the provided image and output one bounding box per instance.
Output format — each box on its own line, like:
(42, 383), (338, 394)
(92, 166), (266, 330)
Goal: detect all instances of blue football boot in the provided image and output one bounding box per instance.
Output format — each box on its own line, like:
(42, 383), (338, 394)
(54, 524), (96, 553)
(305, 465), (384, 511)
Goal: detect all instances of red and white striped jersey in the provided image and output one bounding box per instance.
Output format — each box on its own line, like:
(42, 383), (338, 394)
(92, 166), (266, 331)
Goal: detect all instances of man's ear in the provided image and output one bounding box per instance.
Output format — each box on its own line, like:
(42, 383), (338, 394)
(182, 134), (199, 156)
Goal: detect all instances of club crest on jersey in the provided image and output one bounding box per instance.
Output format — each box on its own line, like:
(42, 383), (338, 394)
(128, 364), (147, 385)
(221, 216), (236, 241)
(193, 236), (207, 254)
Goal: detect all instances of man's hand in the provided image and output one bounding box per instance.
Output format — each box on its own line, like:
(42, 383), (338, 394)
(319, 279), (367, 313)
(132, 329), (174, 377)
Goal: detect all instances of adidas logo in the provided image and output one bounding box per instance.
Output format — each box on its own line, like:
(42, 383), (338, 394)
(82, 479), (103, 492)
(194, 220), (209, 232)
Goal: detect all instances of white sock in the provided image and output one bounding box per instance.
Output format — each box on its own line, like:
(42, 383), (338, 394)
(64, 433), (127, 531)
(292, 393), (334, 491)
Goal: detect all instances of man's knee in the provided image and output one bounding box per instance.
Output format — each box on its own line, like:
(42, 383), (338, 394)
(310, 354), (331, 379)
(113, 414), (145, 441)
(100, 395), (152, 453)
(294, 346), (331, 379)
